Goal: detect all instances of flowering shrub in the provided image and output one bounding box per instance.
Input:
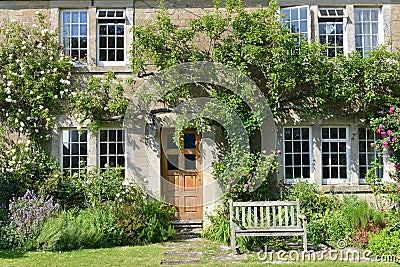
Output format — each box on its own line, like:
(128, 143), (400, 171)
(0, 140), (60, 220)
(0, 13), (72, 141)
(1, 189), (58, 248)
(212, 151), (280, 202)
(368, 106), (400, 205)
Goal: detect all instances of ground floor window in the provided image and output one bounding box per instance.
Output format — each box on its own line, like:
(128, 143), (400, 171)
(283, 127), (312, 181)
(358, 128), (382, 184)
(99, 129), (126, 171)
(61, 129), (88, 176)
(321, 127), (349, 184)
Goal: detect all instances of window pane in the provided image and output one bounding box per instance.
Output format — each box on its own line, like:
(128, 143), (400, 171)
(184, 134), (196, 149)
(284, 128), (292, 139)
(63, 12), (70, 23)
(167, 155), (179, 170)
(109, 143), (116, 154)
(117, 50), (124, 61)
(108, 37), (115, 48)
(72, 12), (79, 23)
(100, 37), (107, 48)
(100, 50), (107, 61)
(291, 8), (298, 21)
(184, 154), (197, 170)
(108, 50), (115, 61)
(80, 25), (87, 35)
(108, 25), (115, 35)
(80, 12), (87, 23)
(99, 25), (107, 35)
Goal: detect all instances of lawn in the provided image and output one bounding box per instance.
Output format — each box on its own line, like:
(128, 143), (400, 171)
(0, 240), (398, 267)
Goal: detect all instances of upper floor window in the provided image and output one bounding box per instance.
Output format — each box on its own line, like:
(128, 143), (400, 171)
(61, 129), (88, 176)
(318, 8), (346, 57)
(283, 127), (312, 181)
(354, 8), (380, 58)
(321, 127), (349, 184)
(60, 10), (88, 65)
(97, 10), (126, 66)
(281, 6), (310, 41)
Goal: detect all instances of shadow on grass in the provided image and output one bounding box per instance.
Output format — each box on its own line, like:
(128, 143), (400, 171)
(0, 249), (27, 259)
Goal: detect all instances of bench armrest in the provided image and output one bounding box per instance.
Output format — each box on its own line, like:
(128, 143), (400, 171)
(298, 214), (307, 221)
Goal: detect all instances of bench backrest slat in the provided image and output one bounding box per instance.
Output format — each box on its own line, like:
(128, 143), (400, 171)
(230, 199), (303, 229)
(285, 206), (289, 226)
(290, 205), (295, 226)
(254, 206), (258, 227)
(241, 206), (246, 227)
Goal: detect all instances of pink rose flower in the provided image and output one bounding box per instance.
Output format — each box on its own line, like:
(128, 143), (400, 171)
(392, 137), (397, 142)
(387, 130), (393, 135)
(243, 184), (249, 189)
(381, 131), (386, 137)
(389, 106), (396, 114)
(277, 150), (282, 154)
(370, 143), (375, 147)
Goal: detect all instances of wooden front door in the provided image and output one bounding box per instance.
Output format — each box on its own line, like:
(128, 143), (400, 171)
(161, 129), (202, 221)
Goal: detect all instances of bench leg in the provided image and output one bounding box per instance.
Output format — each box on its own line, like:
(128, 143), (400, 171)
(231, 233), (236, 254)
(303, 233), (307, 252)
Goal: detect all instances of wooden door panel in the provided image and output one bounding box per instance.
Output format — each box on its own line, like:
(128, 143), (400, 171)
(161, 129), (202, 221)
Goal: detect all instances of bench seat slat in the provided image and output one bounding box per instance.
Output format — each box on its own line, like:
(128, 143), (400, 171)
(232, 201), (299, 207)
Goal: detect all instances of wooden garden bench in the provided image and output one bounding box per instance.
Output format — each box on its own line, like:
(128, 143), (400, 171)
(229, 199), (307, 254)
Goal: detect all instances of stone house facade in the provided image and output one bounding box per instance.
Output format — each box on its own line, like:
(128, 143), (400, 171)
(1, 0), (399, 222)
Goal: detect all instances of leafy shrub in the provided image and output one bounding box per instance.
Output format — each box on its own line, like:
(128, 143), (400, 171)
(55, 166), (126, 209)
(1, 190), (58, 248)
(35, 208), (110, 251)
(368, 228), (400, 257)
(0, 141), (60, 219)
(202, 209), (230, 244)
(281, 180), (338, 219)
(114, 195), (176, 246)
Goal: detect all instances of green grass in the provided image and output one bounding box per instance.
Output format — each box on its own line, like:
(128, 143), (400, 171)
(0, 244), (164, 267)
(0, 241), (398, 267)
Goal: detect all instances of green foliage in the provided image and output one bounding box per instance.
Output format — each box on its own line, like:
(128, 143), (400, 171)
(202, 210), (230, 244)
(213, 151), (280, 202)
(341, 196), (386, 231)
(130, 0), (400, 118)
(1, 190), (58, 249)
(0, 13), (72, 141)
(280, 180), (337, 219)
(368, 228), (400, 258)
(114, 196), (176, 246)
(35, 208), (111, 251)
(68, 71), (129, 132)
(0, 140), (60, 220)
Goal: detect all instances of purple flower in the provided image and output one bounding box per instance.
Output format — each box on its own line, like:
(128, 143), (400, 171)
(229, 179), (234, 183)
(243, 184), (249, 189)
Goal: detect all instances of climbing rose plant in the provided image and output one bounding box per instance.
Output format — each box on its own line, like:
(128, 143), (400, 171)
(0, 13), (72, 142)
(368, 106), (400, 205)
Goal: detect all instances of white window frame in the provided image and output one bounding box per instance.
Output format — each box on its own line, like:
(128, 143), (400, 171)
(61, 129), (89, 176)
(358, 128), (382, 184)
(98, 128), (126, 172)
(60, 10), (88, 66)
(354, 7), (382, 58)
(318, 7), (348, 57)
(321, 126), (350, 184)
(96, 9), (127, 67)
(280, 5), (311, 41)
(283, 126), (313, 183)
